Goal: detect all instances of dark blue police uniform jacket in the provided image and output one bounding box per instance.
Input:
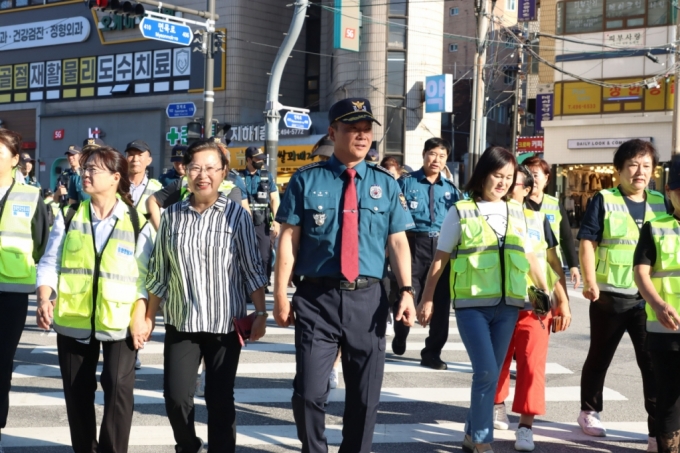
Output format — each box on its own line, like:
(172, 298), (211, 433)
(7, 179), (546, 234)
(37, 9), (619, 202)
(276, 155), (414, 280)
(398, 168), (461, 232)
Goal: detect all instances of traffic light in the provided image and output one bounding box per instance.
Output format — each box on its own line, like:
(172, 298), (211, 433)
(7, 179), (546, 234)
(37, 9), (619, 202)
(87, 0), (108, 10)
(186, 120), (203, 146)
(122, 1), (144, 17)
(214, 123), (233, 145)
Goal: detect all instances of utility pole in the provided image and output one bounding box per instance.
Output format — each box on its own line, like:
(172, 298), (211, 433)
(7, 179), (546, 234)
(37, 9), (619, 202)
(466, 0), (492, 182)
(511, 25), (526, 154)
(264, 0), (310, 183)
(673, 16), (680, 155)
(203, 0), (216, 137)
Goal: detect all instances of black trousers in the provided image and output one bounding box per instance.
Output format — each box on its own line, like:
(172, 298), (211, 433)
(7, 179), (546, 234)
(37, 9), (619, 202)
(0, 292), (28, 436)
(651, 349), (680, 451)
(580, 297), (656, 436)
(254, 221), (272, 278)
(292, 280), (388, 453)
(393, 235), (451, 359)
(57, 334), (136, 453)
(163, 325), (241, 453)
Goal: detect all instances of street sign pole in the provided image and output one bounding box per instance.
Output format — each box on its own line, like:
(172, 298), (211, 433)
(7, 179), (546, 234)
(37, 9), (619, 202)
(203, 0), (216, 137)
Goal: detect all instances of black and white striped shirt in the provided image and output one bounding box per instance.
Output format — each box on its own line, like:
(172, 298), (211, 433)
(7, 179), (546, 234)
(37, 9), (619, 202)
(146, 193), (267, 334)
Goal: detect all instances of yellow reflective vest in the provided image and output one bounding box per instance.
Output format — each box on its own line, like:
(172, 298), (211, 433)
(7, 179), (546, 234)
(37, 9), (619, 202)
(450, 199), (531, 309)
(0, 183), (40, 293)
(647, 214), (680, 333)
(595, 188), (666, 295)
(54, 201), (145, 341)
(134, 178), (162, 217)
(540, 194), (562, 264)
(524, 208), (558, 292)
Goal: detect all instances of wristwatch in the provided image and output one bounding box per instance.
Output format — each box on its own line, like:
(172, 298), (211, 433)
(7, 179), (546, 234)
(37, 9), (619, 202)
(399, 286), (415, 297)
(256, 311), (268, 317)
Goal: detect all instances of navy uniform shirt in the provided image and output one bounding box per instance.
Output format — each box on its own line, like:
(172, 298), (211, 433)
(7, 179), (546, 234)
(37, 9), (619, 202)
(398, 168), (461, 233)
(276, 155), (415, 279)
(227, 170), (248, 200)
(67, 171), (90, 202)
(159, 168), (182, 187)
(241, 168), (279, 202)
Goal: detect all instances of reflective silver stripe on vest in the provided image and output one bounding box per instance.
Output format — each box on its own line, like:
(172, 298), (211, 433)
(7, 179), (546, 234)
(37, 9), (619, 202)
(651, 227), (680, 236)
(69, 220), (93, 235)
(596, 282), (639, 295)
(8, 192), (39, 202)
(455, 245), (500, 255)
(53, 323), (92, 340)
(110, 229), (136, 244)
(506, 296), (525, 308)
(648, 203), (666, 213)
(457, 208), (480, 219)
(651, 270), (680, 278)
(0, 231), (31, 239)
(454, 296), (501, 308)
(95, 328), (129, 341)
(508, 207), (524, 218)
(60, 268), (94, 276)
(505, 244), (524, 253)
(0, 282), (36, 293)
(603, 203), (628, 212)
(99, 271), (139, 284)
(646, 320), (678, 334)
(600, 239), (638, 246)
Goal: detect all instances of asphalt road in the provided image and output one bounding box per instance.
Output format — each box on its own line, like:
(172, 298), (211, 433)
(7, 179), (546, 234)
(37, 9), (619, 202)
(2, 285), (653, 453)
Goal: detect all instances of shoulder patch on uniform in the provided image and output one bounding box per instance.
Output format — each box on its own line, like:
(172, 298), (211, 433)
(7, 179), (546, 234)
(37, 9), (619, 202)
(398, 192), (408, 210)
(297, 162), (324, 172)
(372, 164), (394, 177)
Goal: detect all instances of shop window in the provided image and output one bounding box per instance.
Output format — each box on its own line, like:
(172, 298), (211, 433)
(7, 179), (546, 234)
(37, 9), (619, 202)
(557, 0), (674, 34)
(449, 44), (458, 52)
(389, 0), (406, 16)
(388, 19), (406, 48)
(385, 100), (404, 153)
(507, 0), (516, 10)
(387, 51), (406, 96)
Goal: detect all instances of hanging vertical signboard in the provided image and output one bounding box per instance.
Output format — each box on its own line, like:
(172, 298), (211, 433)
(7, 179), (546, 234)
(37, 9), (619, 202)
(334, 0), (361, 52)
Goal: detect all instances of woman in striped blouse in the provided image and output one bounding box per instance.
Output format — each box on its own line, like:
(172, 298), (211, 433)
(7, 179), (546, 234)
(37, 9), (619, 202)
(145, 139), (269, 453)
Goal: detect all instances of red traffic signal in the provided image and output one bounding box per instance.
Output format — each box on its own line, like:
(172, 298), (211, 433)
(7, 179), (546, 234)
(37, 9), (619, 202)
(87, 0), (108, 9)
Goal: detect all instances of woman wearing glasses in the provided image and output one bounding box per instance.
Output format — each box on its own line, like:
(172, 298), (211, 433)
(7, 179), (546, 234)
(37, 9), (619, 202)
(36, 146), (152, 453)
(145, 139), (268, 453)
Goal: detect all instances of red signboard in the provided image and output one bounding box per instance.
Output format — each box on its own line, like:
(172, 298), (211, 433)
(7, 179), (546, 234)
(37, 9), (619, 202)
(53, 129), (65, 140)
(21, 141), (36, 149)
(516, 136), (544, 153)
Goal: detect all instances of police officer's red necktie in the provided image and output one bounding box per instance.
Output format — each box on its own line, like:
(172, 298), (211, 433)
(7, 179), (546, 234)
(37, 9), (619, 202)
(341, 168), (359, 282)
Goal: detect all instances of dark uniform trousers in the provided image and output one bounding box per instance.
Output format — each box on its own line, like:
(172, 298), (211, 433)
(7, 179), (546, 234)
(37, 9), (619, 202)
(0, 292), (28, 437)
(56, 333), (136, 453)
(292, 279), (388, 453)
(254, 221), (272, 279)
(163, 325), (242, 453)
(394, 235), (451, 359)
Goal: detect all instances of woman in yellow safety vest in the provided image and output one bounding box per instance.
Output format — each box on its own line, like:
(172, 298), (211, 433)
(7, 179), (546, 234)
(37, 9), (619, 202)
(523, 156), (581, 289)
(492, 166), (571, 451)
(417, 147), (549, 453)
(634, 154), (680, 452)
(0, 129), (49, 452)
(36, 146), (152, 453)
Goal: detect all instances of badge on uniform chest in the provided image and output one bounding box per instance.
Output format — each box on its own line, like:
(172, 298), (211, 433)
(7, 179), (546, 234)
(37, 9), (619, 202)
(369, 185), (383, 199)
(445, 192), (451, 200)
(410, 201), (418, 210)
(313, 213), (326, 226)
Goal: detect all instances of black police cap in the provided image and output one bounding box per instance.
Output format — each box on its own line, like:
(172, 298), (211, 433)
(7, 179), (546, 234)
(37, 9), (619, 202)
(328, 98), (381, 126)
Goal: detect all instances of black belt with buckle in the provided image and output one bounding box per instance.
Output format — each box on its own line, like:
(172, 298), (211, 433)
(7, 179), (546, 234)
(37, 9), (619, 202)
(407, 231), (440, 238)
(299, 276), (381, 291)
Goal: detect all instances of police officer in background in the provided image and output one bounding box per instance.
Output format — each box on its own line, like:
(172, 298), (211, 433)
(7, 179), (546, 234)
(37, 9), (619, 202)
(159, 145), (186, 187)
(68, 138), (105, 205)
(392, 138), (461, 370)
(56, 145), (81, 207)
(274, 98), (417, 453)
(20, 153), (40, 188)
(241, 146), (280, 280)
(124, 140), (162, 219)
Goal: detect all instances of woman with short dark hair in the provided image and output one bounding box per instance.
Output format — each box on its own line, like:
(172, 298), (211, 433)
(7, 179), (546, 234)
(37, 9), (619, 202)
(0, 129), (49, 452)
(36, 145), (152, 453)
(417, 147), (549, 453)
(145, 139), (269, 453)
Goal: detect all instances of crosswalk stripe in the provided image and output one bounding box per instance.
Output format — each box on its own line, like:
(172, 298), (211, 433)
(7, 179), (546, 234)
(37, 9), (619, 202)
(9, 386), (625, 406)
(148, 325), (460, 337)
(30, 340), (469, 355)
(12, 361), (572, 379)
(0, 421), (647, 448)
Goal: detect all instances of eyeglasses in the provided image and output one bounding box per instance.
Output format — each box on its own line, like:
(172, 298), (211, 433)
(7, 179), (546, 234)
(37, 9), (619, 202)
(187, 165), (223, 176)
(82, 166), (112, 176)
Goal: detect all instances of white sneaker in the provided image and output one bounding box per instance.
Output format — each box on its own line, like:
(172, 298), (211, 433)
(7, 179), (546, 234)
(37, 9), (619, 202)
(198, 437), (206, 452)
(493, 403), (510, 430)
(577, 410), (607, 437)
(329, 368), (339, 389)
(514, 427), (535, 451)
(135, 356), (141, 370)
(195, 371), (206, 397)
(648, 436), (658, 452)
(385, 321), (394, 337)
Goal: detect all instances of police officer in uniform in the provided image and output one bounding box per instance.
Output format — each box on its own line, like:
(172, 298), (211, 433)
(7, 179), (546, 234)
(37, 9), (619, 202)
(19, 153), (40, 188)
(392, 138), (461, 370)
(241, 147), (280, 280)
(159, 145), (187, 187)
(68, 138), (106, 205)
(56, 145), (81, 207)
(124, 140), (162, 219)
(274, 98), (417, 453)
